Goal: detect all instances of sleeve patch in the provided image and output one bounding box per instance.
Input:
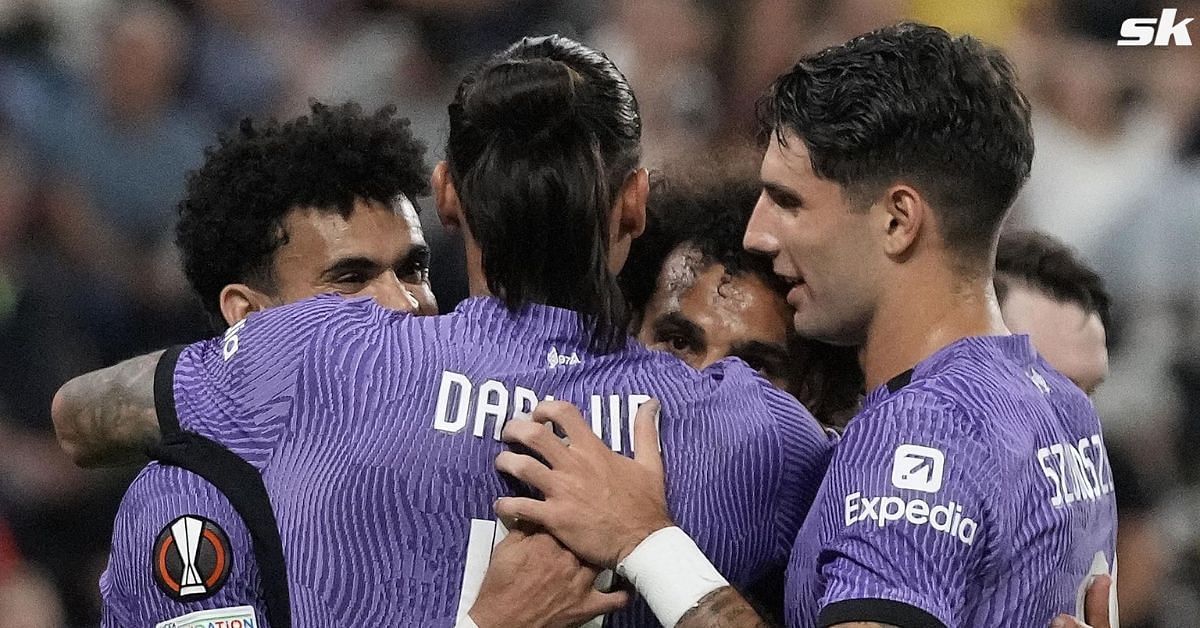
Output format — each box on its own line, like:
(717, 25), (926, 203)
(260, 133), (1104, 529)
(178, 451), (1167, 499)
(151, 515), (233, 603)
(155, 605), (258, 628)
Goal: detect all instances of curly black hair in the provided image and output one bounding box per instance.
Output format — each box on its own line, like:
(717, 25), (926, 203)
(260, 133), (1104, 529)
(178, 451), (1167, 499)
(176, 101), (430, 328)
(757, 22), (1034, 268)
(620, 170), (772, 317)
(620, 169), (864, 427)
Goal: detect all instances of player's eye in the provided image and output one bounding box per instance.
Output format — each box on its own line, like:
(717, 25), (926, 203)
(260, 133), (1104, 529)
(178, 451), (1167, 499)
(657, 332), (697, 356)
(398, 261), (429, 284)
(333, 273), (370, 286)
(765, 188), (802, 212)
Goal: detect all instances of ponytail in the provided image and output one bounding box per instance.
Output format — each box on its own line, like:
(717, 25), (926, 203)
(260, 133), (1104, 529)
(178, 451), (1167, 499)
(447, 36), (641, 352)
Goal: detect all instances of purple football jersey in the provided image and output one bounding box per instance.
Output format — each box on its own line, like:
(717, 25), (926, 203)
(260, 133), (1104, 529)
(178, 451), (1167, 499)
(103, 295), (832, 627)
(785, 335), (1117, 628)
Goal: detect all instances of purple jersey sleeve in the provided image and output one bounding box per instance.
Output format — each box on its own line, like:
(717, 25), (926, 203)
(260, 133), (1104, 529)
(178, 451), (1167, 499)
(813, 388), (998, 627)
(171, 295), (346, 462)
(100, 464), (267, 628)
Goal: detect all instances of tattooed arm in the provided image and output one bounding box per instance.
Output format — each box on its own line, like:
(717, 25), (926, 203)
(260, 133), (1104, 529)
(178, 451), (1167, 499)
(676, 587), (772, 628)
(52, 350), (163, 467)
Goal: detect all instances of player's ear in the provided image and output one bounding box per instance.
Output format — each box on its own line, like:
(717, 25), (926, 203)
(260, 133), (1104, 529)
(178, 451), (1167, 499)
(880, 184), (924, 258)
(218, 284), (272, 327)
(614, 167), (648, 240)
(432, 161), (463, 232)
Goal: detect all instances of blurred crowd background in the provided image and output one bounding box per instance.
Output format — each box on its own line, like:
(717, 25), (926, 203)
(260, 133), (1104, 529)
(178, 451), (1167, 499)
(0, 0), (1197, 626)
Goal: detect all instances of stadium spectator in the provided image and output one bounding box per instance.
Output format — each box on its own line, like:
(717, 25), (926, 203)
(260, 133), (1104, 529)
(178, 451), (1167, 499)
(995, 229), (1111, 395)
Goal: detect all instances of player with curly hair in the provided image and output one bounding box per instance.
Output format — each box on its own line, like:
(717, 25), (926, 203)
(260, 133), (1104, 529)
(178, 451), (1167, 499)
(54, 100), (439, 628)
(176, 100), (437, 330)
(621, 169), (862, 427)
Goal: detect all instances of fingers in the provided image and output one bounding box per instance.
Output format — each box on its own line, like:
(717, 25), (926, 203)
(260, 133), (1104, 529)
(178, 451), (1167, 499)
(1050, 614), (1090, 628)
(632, 399), (663, 474)
(495, 451), (556, 493)
(1084, 574), (1112, 628)
(573, 589), (631, 621)
(494, 496), (553, 529)
(531, 400), (601, 449)
(501, 418), (570, 467)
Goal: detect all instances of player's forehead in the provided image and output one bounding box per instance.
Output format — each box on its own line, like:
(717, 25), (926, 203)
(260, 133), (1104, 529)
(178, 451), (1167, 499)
(760, 130), (817, 185)
(670, 263), (790, 345)
(279, 196), (426, 265)
(1001, 284), (1108, 389)
(1001, 284), (1088, 332)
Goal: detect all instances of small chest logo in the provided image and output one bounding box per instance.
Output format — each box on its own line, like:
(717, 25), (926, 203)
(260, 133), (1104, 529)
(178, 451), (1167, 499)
(1029, 367), (1052, 394)
(152, 515), (232, 602)
(890, 444), (946, 493)
(546, 346), (581, 368)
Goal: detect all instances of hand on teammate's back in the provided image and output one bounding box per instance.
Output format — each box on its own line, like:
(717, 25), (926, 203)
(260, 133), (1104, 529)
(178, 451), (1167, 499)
(493, 400), (673, 569)
(468, 526), (629, 628)
(1050, 574), (1113, 628)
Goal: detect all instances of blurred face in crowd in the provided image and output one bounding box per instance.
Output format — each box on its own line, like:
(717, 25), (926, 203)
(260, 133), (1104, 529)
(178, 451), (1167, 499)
(637, 245), (795, 390)
(101, 4), (186, 118)
(222, 196), (437, 325)
(744, 134), (883, 346)
(1000, 283), (1108, 394)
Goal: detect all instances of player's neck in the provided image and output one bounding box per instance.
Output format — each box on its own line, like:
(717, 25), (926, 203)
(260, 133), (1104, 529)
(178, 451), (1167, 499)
(464, 240), (494, 298)
(859, 269), (1009, 391)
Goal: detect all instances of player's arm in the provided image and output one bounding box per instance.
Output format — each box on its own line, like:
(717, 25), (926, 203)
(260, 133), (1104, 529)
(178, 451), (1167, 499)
(55, 295), (349, 467)
(53, 350), (163, 467)
(102, 465), (264, 628)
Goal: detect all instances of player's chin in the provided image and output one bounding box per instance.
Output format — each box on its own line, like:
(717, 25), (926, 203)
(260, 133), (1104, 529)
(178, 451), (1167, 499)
(791, 311), (852, 346)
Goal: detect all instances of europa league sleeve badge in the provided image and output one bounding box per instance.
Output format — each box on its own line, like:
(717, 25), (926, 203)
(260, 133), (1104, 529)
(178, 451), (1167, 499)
(152, 515), (233, 602)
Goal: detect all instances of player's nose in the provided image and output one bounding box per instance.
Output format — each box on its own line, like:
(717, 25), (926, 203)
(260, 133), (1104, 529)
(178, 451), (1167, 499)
(366, 274), (421, 314)
(744, 196), (779, 257)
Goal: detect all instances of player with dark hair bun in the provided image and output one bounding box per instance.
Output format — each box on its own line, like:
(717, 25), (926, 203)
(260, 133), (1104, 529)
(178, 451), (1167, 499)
(439, 35), (642, 352)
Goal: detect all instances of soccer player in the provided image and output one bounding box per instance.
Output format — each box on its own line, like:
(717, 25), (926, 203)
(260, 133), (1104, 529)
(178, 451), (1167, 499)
(490, 23), (1117, 628)
(995, 230), (1110, 395)
(53, 35), (831, 627)
(621, 170), (861, 426)
(57, 100), (439, 467)
(53, 100), (440, 627)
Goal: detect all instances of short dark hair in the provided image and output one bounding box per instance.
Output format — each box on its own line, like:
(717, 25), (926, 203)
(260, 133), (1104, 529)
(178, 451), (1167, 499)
(995, 230), (1112, 333)
(621, 169), (864, 427)
(176, 101), (430, 328)
(757, 22), (1034, 267)
(446, 35), (641, 352)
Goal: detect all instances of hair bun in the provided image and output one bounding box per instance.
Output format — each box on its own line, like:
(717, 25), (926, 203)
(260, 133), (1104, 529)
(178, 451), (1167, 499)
(462, 59), (581, 136)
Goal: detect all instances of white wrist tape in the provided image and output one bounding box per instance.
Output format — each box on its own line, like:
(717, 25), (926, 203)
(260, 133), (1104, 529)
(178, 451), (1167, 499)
(616, 526), (729, 627)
